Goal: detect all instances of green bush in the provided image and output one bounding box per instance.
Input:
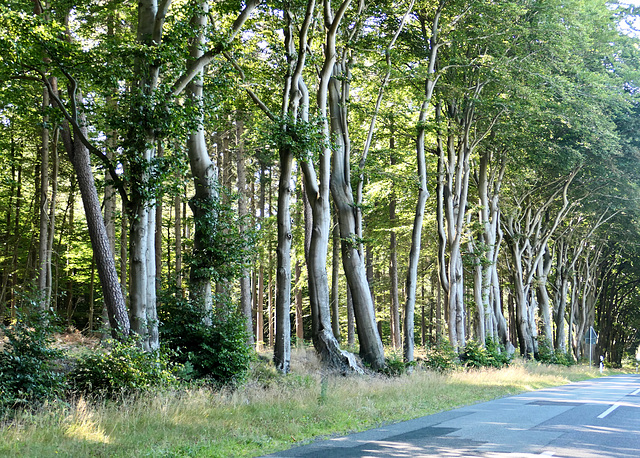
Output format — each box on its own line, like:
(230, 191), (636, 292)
(70, 338), (180, 398)
(485, 337), (513, 368)
(459, 338), (512, 369)
(158, 286), (253, 387)
(421, 341), (458, 372)
(381, 352), (416, 377)
(535, 337), (575, 366)
(0, 309), (67, 412)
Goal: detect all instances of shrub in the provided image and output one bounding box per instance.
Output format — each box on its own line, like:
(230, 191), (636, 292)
(70, 338), (180, 398)
(0, 308), (67, 412)
(459, 338), (512, 369)
(158, 286), (253, 387)
(535, 337), (575, 366)
(381, 352), (416, 377)
(421, 341), (458, 372)
(485, 337), (513, 368)
(459, 340), (488, 368)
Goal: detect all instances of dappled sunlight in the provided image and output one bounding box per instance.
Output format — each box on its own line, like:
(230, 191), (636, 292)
(63, 399), (110, 445)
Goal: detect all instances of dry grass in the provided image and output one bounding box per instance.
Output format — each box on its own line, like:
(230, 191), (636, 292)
(0, 346), (608, 458)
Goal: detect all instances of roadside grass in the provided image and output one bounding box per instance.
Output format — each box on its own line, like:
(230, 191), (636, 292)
(0, 347), (611, 458)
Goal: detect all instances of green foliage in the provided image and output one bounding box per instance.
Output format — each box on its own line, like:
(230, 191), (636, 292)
(535, 337), (575, 367)
(270, 114), (326, 162)
(459, 338), (512, 369)
(188, 188), (256, 284)
(158, 285), (253, 387)
(0, 308), (66, 412)
(381, 352), (416, 377)
(421, 342), (459, 372)
(69, 338), (180, 398)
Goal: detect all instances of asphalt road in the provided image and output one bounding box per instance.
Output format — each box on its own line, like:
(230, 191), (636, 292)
(264, 374), (640, 457)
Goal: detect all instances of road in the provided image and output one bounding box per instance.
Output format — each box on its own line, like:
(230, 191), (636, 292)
(264, 374), (640, 457)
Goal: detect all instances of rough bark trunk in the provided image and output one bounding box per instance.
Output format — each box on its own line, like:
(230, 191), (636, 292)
(57, 110), (130, 338)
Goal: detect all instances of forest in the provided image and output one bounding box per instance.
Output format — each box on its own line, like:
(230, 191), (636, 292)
(2, 0), (640, 395)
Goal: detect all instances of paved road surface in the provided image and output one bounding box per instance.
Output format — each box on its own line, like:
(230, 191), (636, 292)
(264, 375), (640, 457)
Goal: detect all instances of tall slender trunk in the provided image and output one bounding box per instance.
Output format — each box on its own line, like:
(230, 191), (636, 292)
(37, 85), (51, 307)
(403, 101), (430, 361)
(174, 195), (182, 288)
(236, 120), (253, 345)
(331, 212), (341, 341)
(45, 129), (59, 307)
(274, 144), (293, 373)
(389, 140), (400, 350)
(185, 1), (216, 321)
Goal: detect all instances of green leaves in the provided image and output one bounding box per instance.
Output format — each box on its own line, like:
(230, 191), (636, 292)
(270, 114), (327, 163)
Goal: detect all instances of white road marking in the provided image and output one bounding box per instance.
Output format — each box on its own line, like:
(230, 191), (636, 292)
(598, 403), (621, 419)
(631, 388), (640, 396)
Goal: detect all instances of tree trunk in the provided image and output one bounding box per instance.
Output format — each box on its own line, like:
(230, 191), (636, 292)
(331, 212), (341, 341)
(389, 149), (401, 350)
(236, 120), (253, 345)
(185, 1), (216, 322)
(37, 85), (51, 308)
(58, 114), (130, 338)
(274, 144), (293, 373)
(403, 101), (430, 361)
(329, 65), (385, 370)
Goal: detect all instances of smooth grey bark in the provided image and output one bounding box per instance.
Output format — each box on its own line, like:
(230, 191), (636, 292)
(331, 213), (341, 341)
(438, 113), (471, 352)
(128, 0), (164, 351)
(503, 169), (579, 357)
(299, 0), (363, 373)
(402, 0), (440, 363)
(236, 120), (253, 345)
(537, 244), (554, 344)
(389, 146), (401, 350)
(45, 128), (58, 308)
(274, 145), (293, 373)
(37, 85), (50, 308)
(186, 1), (215, 319)
(329, 67), (384, 370)
(470, 148), (510, 348)
(272, 1), (315, 374)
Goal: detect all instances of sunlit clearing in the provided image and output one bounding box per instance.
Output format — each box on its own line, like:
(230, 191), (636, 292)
(63, 399), (110, 444)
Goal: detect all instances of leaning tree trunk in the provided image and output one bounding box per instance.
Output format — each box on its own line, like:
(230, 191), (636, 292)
(56, 109), (130, 338)
(329, 67), (384, 370)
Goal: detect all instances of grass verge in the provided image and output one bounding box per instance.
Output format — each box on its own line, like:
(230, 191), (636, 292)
(0, 348), (611, 458)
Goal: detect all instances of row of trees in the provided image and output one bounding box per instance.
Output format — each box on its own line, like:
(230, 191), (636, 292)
(2, 0), (640, 374)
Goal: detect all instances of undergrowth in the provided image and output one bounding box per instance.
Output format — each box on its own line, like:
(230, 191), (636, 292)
(0, 346), (606, 458)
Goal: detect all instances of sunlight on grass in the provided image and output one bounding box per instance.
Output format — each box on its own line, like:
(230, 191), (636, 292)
(63, 399), (111, 445)
(0, 348), (612, 458)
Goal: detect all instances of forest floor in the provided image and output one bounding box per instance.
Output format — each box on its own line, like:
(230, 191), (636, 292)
(0, 335), (628, 458)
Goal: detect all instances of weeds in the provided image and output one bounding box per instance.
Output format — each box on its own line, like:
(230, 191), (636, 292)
(0, 346), (606, 458)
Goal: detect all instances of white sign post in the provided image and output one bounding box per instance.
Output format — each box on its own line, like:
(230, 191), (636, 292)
(585, 326), (598, 368)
